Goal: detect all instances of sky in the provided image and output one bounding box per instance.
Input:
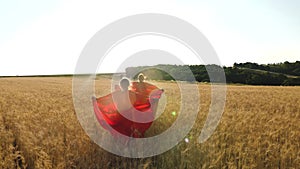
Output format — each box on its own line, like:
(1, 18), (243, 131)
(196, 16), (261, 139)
(0, 0), (299, 76)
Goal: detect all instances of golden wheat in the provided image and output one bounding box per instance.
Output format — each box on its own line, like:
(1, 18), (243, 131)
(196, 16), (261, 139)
(0, 76), (299, 168)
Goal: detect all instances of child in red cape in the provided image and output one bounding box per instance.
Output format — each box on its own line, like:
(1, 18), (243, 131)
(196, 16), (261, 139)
(92, 75), (163, 139)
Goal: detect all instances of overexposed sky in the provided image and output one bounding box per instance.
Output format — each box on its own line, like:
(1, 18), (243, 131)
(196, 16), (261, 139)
(0, 0), (299, 75)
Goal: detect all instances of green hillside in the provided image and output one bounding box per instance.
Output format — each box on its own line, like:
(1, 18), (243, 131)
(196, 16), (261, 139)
(126, 61), (300, 86)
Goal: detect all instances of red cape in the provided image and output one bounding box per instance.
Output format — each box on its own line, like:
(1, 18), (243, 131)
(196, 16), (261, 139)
(93, 82), (163, 138)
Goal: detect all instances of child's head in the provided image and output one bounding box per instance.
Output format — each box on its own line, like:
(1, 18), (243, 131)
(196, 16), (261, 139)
(119, 78), (130, 91)
(138, 73), (145, 82)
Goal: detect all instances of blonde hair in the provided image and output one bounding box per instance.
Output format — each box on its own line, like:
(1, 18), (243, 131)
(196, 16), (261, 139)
(138, 73), (145, 81)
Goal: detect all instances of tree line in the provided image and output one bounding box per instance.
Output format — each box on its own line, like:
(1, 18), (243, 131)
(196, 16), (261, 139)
(125, 61), (300, 86)
(233, 61), (300, 76)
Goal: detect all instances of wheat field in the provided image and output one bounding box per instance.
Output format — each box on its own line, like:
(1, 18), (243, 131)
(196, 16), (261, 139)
(0, 76), (299, 169)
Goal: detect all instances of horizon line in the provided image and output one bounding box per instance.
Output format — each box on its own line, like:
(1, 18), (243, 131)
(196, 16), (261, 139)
(1, 60), (299, 77)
